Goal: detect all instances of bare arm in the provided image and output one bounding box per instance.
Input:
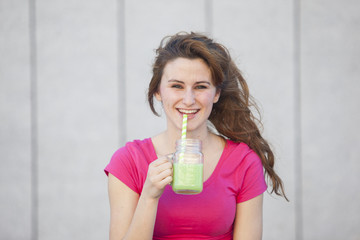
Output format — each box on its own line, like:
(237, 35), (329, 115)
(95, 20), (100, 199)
(233, 194), (264, 240)
(108, 157), (173, 240)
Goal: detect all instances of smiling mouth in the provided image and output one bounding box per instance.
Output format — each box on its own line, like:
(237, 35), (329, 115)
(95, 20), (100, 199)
(177, 108), (199, 114)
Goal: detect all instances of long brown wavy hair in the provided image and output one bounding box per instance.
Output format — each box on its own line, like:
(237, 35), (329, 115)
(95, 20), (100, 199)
(147, 32), (288, 200)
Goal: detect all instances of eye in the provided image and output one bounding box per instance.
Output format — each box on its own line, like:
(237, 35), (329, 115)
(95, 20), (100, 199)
(171, 84), (183, 89)
(195, 85), (208, 89)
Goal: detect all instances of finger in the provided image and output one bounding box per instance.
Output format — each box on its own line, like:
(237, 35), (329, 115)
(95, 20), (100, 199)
(155, 161), (173, 174)
(152, 168), (172, 183)
(159, 175), (173, 188)
(149, 159), (172, 173)
(150, 156), (169, 167)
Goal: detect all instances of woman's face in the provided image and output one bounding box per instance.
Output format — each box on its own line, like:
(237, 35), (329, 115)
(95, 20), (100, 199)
(155, 57), (220, 134)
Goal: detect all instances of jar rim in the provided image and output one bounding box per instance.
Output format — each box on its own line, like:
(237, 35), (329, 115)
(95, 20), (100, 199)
(175, 138), (202, 150)
(176, 138), (202, 144)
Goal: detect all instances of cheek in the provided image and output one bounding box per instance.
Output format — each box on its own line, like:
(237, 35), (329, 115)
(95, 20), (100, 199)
(198, 91), (218, 107)
(156, 84), (169, 102)
(158, 90), (178, 106)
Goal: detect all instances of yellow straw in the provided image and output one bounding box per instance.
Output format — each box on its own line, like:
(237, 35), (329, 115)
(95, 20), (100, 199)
(181, 114), (188, 139)
(179, 114), (187, 162)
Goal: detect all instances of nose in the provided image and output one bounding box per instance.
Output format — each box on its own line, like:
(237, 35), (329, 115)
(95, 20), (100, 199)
(182, 88), (195, 106)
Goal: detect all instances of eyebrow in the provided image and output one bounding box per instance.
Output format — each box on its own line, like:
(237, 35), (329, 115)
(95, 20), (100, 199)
(168, 79), (211, 85)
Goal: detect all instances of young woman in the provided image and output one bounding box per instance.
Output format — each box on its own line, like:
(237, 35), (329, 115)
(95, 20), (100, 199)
(105, 32), (287, 240)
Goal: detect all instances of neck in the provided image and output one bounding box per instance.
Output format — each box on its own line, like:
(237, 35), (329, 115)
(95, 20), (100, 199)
(165, 125), (217, 151)
(152, 121), (222, 157)
(171, 120), (211, 138)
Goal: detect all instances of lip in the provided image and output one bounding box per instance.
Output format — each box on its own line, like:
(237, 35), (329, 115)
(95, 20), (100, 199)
(177, 108), (200, 119)
(177, 108), (199, 114)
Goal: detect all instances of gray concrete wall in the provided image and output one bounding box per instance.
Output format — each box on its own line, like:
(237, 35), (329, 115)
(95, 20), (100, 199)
(0, 1), (32, 239)
(0, 0), (359, 239)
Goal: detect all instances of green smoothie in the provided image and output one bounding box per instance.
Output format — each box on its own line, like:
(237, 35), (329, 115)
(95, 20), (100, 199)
(172, 162), (203, 194)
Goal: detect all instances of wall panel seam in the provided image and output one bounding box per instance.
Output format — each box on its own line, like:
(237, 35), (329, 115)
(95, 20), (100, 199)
(29, 0), (38, 239)
(294, 0), (303, 239)
(117, 0), (126, 145)
(205, 0), (213, 35)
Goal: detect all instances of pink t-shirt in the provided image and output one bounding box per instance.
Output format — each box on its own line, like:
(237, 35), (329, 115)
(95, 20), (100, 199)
(105, 138), (267, 239)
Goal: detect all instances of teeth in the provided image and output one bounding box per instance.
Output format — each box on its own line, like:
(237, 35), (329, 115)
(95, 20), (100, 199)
(178, 109), (198, 114)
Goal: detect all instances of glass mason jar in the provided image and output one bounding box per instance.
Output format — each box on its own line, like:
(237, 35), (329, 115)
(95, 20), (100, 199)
(172, 139), (203, 195)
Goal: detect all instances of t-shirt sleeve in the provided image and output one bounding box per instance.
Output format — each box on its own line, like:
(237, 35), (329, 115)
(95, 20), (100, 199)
(104, 146), (140, 194)
(236, 151), (267, 203)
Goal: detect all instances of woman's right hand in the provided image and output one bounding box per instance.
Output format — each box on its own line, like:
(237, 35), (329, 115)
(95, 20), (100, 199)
(108, 156), (173, 240)
(142, 156), (173, 199)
